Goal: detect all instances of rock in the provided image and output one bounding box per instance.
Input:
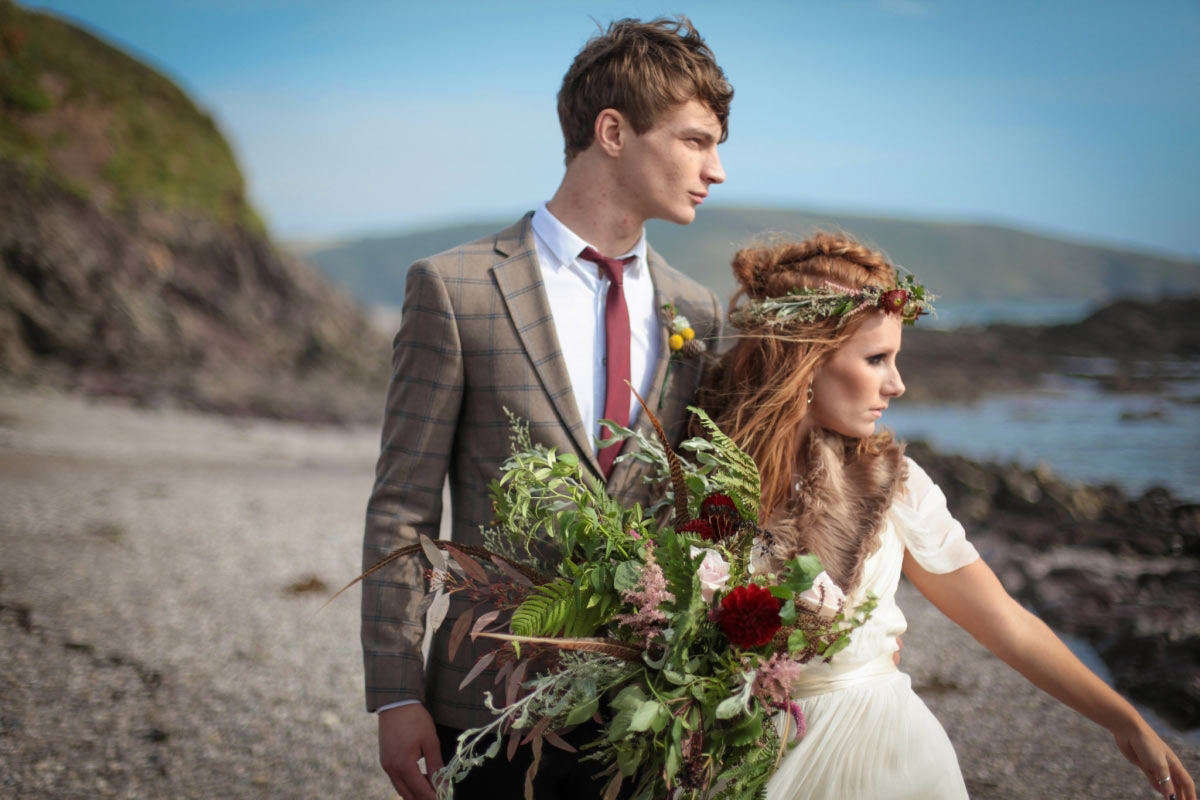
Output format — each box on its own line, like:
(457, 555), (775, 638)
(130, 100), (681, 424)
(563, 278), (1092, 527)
(0, 160), (390, 424)
(899, 296), (1200, 404)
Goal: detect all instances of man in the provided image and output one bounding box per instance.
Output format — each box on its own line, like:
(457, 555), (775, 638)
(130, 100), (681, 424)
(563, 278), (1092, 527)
(362, 16), (732, 800)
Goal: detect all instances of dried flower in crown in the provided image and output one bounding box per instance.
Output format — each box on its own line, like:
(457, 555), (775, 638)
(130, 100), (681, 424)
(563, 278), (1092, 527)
(729, 272), (935, 330)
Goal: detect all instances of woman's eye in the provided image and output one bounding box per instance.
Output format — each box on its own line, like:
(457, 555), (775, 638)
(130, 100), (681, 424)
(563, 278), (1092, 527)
(866, 354), (886, 365)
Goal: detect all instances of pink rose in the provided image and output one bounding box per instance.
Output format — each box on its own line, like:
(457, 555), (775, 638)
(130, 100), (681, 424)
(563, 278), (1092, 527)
(690, 546), (730, 603)
(796, 571), (845, 619)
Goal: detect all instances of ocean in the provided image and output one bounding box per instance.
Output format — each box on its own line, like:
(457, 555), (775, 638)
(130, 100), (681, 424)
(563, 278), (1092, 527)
(891, 300), (1199, 502)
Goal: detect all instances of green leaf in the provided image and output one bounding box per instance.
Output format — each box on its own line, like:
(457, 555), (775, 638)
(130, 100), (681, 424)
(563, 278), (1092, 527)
(613, 561), (642, 593)
(822, 635), (851, 659)
(566, 695), (600, 726)
(725, 706), (765, 747)
(665, 741), (681, 784)
(629, 700), (663, 732)
(611, 685), (647, 713)
(616, 742), (644, 777)
(778, 599), (796, 625)
(715, 694), (744, 720)
(787, 629), (809, 653)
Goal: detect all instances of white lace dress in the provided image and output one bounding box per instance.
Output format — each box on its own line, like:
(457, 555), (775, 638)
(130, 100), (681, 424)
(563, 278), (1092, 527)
(766, 458), (979, 800)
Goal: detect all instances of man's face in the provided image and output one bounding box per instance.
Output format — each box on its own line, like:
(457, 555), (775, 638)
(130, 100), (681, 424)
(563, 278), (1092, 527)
(616, 98), (726, 225)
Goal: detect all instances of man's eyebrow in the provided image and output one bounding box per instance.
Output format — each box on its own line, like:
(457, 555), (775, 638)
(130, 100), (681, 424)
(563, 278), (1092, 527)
(682, 126), (718, 143)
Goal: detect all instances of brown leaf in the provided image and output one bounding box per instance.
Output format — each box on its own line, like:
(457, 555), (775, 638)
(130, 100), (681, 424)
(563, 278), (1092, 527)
(491, 555), (534, 587)
(602, 772), (623, 800)
(471, 609), (502, 639)
(447, 609), (474, 661)
(415, 590), (438, 617)
(507, 727), (522, 762)
(521, 715), (552, 746)
(458, 650), (496, 691)
(524, 735), (544, 800)
(426, 590), (449, 634)
(444, 544), (490, 584)
(419, 533), (446, 571)
(506, 659), (529, 706)
(543, 729), (576, 753)
(494, 660), (514, 687)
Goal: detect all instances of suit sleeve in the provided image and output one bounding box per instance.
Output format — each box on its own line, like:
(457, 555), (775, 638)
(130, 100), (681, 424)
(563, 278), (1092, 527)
(360, 259), (464, 712)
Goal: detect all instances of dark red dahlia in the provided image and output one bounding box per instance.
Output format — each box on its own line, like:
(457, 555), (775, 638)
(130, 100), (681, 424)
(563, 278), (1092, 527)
(700, 493), (739, 541)
(677, 518), (716, 541)
(700, 493), (736, 518)
(879, 289), (909, 313)
(718, 585), (782, 649)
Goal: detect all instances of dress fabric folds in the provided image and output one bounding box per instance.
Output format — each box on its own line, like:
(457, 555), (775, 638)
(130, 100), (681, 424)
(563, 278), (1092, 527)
(766, 458), (978, 800)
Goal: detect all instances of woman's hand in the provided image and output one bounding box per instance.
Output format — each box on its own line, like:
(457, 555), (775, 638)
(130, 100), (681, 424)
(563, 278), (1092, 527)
(1113, 722), (1195, 800)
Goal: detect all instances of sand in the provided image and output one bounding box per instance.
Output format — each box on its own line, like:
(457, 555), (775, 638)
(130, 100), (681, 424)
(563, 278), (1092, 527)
(1, 387), (1195, 799)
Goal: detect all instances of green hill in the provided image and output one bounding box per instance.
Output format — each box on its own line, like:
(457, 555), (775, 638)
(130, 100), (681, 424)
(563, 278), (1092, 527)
(0, 0), (258, 228)
(302, 208), (1200, 306)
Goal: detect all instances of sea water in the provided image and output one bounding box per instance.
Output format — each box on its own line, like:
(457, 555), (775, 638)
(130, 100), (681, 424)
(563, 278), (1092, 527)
(887, 371), (1200, 502)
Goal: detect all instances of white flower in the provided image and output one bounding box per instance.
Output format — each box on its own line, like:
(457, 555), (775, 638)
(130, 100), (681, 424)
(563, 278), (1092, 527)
(690, 546), (730, 603)
(748, 539), (774, 576)
(796, 571), (845, 619)
(671, 314), (691, 334)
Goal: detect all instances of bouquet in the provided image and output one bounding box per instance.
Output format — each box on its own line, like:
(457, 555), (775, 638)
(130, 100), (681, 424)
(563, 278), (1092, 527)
(345, 399), (875, 799)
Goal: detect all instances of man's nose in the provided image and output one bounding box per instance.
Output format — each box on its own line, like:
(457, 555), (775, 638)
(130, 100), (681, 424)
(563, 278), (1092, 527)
(704, 148), (726, 185)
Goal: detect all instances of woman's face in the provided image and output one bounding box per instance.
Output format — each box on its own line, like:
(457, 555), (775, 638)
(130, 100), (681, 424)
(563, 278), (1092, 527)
(808, 312), (906, 438)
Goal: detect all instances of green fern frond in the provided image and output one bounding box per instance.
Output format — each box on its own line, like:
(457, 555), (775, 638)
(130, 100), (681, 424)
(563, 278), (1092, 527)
(687, 406), (761, 519)
(510, 576), (617, 638)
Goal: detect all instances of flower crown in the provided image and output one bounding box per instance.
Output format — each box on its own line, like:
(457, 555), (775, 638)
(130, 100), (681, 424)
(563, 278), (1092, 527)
(728, 273), (935, 330)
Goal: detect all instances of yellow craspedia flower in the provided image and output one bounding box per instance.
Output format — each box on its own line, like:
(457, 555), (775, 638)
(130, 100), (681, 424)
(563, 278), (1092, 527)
(669, 334), (684, 351)
(681, 327), (695, 342)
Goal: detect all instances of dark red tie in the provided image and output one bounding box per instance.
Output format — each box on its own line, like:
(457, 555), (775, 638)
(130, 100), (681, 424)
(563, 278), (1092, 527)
(579, 246), (635, 477)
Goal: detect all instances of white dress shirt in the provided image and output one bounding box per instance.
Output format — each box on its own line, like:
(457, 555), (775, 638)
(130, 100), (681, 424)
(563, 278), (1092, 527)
(530, 202), (661, 448)
(376, 206), (662, 716)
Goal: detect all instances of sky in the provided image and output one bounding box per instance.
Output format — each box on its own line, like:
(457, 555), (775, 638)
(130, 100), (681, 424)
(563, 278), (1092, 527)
(23, 0), (1200, 258)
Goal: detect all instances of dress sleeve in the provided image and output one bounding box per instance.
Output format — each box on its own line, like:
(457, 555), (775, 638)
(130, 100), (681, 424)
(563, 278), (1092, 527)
(890, 457), (979, 573)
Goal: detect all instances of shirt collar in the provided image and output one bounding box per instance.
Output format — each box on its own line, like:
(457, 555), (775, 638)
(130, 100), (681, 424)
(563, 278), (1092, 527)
(532, 203), (647, 277)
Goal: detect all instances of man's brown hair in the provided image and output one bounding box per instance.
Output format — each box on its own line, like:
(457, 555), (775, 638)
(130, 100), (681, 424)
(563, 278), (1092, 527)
(557, 16), (733, 162)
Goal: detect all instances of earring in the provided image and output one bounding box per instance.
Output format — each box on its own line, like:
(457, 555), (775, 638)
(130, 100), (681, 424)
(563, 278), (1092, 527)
(806, 384), (814, 404)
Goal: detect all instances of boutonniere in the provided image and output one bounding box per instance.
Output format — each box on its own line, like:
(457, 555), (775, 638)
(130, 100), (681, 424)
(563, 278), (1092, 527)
(658, 302), (707, 408)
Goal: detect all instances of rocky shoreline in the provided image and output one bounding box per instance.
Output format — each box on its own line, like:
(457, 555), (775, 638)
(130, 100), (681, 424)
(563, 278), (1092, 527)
(907, 440), (1200, 730)
(899, 295), (1200, 404)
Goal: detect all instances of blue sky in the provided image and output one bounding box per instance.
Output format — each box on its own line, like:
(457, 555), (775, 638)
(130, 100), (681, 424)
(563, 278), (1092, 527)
(25, 0), (1200, 257)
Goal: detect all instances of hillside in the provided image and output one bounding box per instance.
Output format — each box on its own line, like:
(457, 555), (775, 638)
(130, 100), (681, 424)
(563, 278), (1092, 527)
(303, 208), (1200, 308)
(0, 3), (389, 422)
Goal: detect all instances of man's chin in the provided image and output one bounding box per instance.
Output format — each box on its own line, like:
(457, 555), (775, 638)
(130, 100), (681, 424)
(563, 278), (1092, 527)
(665, 206), (698, 225)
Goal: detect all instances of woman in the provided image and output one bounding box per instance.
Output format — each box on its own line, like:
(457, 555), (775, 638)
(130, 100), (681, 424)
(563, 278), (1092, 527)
(697, 232), (1194, 800)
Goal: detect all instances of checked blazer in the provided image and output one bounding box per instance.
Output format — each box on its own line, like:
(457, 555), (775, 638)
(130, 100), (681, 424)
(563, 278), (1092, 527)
(361, 212), (721, 729)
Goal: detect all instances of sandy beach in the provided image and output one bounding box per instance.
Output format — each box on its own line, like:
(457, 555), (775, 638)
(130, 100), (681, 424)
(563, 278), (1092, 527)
(1, 387), (1195, 799)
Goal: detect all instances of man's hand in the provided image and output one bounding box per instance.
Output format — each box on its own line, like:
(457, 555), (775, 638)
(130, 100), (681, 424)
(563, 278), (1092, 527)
(378, 704), (443, 800)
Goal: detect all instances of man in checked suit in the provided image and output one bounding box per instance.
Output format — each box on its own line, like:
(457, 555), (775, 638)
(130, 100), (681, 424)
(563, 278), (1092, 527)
(363, 17), (732, 800)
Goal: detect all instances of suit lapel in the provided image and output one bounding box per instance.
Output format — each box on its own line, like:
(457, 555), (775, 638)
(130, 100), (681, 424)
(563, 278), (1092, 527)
(491, 214), (604, 479)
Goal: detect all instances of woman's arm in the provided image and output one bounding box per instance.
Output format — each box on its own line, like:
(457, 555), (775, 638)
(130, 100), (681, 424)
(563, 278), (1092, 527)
(903, 553), (1195, 800)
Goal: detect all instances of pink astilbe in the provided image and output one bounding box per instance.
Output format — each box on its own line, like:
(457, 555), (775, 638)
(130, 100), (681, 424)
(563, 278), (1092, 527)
(752, 652), (804, 707)
(615, 544), (675, 639)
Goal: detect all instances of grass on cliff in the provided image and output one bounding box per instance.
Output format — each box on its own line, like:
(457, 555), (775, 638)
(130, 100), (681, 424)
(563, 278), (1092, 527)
(0, 1), (261, 230)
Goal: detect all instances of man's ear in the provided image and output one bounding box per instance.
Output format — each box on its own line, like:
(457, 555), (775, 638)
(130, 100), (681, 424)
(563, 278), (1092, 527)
(593, 108), (627, 157)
